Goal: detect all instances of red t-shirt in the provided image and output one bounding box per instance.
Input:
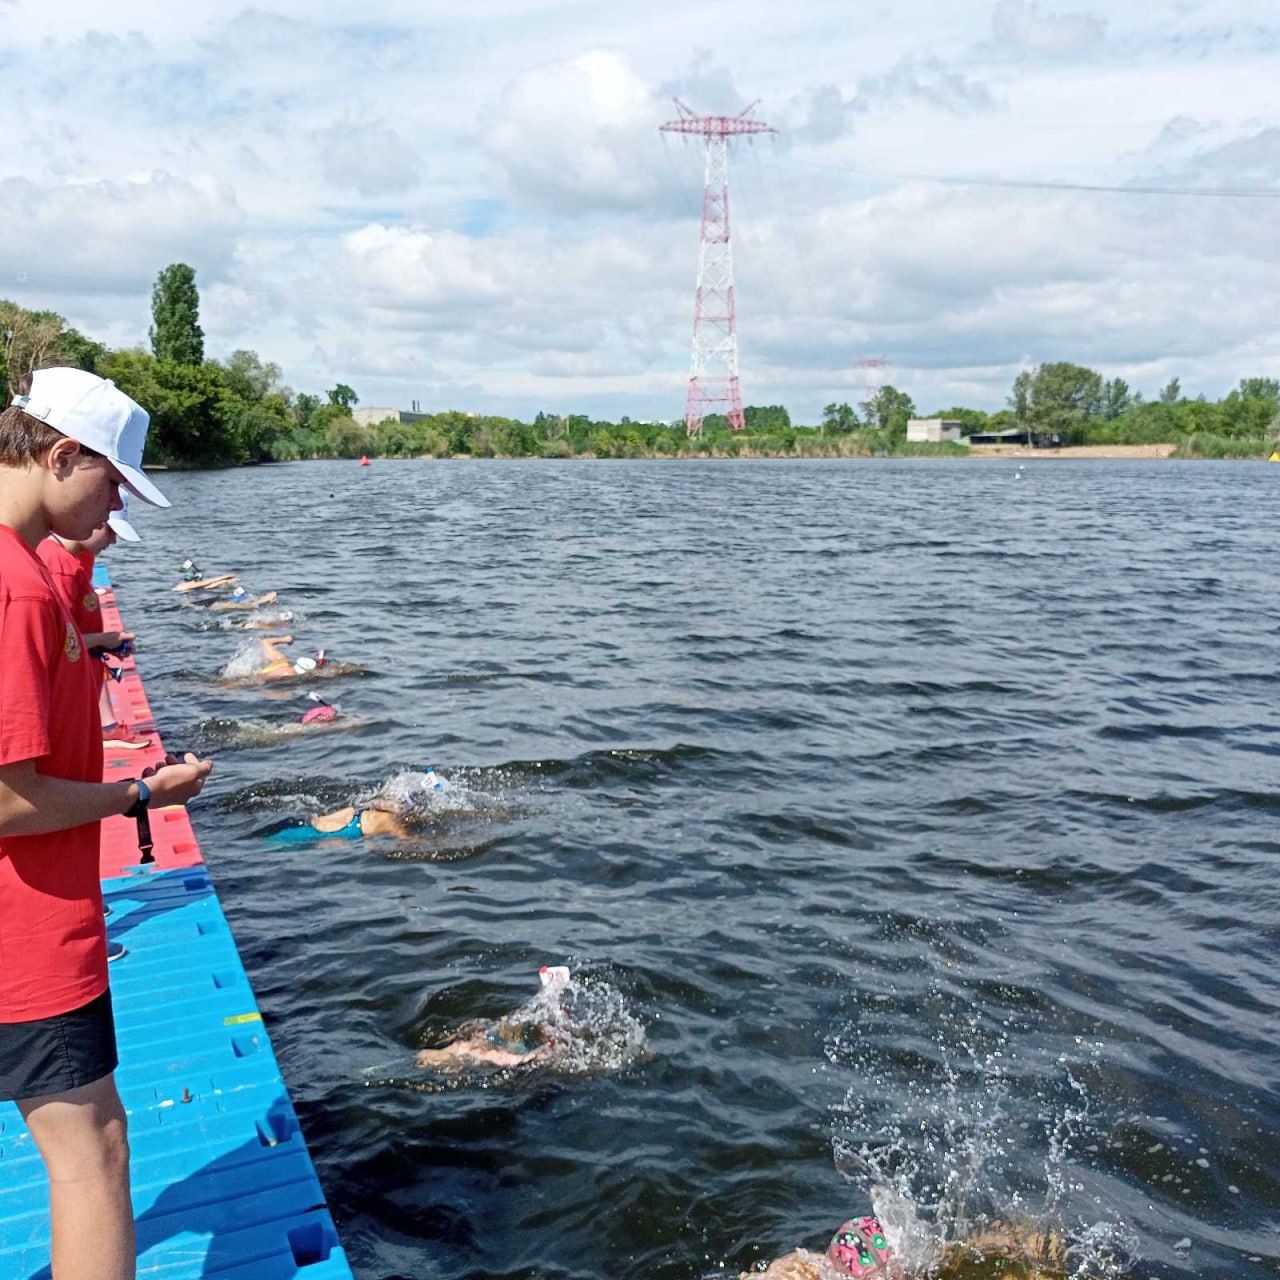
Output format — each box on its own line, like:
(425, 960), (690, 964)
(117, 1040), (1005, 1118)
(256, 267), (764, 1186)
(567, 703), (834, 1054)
(0, 524), (106, 1021)
(37, 536), (102, 637)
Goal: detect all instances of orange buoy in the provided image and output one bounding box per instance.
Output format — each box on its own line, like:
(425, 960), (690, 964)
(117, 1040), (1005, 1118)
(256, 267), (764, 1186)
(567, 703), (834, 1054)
(359, 455), (370, 467)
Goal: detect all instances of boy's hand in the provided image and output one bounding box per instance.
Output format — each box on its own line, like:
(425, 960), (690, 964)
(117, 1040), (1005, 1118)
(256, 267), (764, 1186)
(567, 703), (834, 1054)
(139, 753), (213, 808)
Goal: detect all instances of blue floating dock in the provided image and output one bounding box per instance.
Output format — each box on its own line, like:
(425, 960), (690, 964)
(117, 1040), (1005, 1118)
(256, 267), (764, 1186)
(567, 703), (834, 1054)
(0, 568), (353, 1280)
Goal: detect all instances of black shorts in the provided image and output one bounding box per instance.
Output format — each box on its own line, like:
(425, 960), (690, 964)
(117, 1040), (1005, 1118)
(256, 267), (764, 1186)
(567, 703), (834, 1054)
(0, 988), (118, 1102)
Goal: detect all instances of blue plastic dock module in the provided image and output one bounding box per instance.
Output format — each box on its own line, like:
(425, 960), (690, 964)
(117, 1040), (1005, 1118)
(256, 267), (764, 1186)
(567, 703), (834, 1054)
(0, 570), (354, 1280)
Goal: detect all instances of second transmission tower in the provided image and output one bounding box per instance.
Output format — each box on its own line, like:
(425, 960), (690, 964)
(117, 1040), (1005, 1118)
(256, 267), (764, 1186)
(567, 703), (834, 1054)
(660, 100), (774, 437)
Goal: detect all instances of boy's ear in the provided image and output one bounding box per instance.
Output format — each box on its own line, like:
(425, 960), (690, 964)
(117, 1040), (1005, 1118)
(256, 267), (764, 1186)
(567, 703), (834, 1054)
(45, 435), (82, 474)
(16, 372), (33, 397)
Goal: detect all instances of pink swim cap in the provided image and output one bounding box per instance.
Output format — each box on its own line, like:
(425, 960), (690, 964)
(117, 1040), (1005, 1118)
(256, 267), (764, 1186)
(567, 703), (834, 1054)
(827, 1217), (890, 1276)
(301, 705), (338, 724)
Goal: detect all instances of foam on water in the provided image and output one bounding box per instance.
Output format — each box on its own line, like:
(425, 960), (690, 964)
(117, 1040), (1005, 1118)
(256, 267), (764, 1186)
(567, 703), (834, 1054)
(188, 714), (353, 751)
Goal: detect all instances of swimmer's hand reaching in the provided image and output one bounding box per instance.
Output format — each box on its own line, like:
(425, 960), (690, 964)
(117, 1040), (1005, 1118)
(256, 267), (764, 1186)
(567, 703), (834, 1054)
(136, 752), (213, 809)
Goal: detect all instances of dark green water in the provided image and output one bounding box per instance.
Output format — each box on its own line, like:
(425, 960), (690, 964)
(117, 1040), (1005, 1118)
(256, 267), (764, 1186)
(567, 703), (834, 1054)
(113, 459), (1279, 1278)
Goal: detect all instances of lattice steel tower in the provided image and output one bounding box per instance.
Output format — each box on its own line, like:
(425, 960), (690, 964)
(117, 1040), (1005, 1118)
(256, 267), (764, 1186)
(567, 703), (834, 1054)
(661, 100), (774, 437)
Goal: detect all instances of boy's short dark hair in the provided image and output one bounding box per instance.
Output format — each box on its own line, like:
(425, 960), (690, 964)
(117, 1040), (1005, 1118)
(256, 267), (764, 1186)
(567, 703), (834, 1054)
(0, 404), (66, 466)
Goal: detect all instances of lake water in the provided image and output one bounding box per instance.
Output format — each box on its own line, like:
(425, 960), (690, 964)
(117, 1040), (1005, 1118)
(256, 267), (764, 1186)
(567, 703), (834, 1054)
(114, 458), (1280, 1279)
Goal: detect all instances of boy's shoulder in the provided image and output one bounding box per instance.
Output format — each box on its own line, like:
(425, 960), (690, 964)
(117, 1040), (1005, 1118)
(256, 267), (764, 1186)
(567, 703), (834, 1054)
(0, 528), (59, 604)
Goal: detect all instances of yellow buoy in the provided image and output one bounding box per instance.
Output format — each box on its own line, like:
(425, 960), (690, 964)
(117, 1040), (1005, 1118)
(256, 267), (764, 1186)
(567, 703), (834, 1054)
(1270, 451), (1279, 462)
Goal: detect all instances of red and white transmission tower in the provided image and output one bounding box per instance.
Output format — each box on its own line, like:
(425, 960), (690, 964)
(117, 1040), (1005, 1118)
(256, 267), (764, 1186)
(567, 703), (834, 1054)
(660, 100), (774, 437)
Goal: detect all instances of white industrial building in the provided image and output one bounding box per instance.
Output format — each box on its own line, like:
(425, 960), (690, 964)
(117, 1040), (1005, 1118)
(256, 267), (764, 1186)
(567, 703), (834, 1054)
(352, 407), (427, 427)
(906, 418), (963, 443)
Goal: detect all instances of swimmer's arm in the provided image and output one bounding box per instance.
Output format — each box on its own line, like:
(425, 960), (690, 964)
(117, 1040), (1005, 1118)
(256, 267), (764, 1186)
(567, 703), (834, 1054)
(173, 574), (237, 593)
(0, 756), (212, 837)
(310, 806), (358, 833)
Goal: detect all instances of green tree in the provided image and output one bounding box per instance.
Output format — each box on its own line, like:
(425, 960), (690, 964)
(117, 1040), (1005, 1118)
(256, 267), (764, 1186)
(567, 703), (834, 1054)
(1238, 377), (1280, 403)
(1159, 377), (1181, 405)
(1, 301), (90, 397)
(149, 264), (204, 366)
(1009, 370), (1032, 421)
(323, 415), (374, 457)
(1024, 362), (1103, 435)
(820, 402), (858, 432)
(221, 349), (282, 403)
(1101, 377), (1132, 421)
(862, 385), (916, 435)
(328, 383), (358, 412)
(294, 393), (321, 433)
(743, 404), (792, 431)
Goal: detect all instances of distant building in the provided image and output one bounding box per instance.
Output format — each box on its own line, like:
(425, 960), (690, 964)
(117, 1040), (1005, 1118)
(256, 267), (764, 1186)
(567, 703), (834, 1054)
(965, 428), (1061, 447)
(353, 407), (427, 428)
(906, 418), (963, 443)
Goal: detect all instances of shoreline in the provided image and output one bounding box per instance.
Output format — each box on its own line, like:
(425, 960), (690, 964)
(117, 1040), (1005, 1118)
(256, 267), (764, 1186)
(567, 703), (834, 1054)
(965, 443), (1178, 459)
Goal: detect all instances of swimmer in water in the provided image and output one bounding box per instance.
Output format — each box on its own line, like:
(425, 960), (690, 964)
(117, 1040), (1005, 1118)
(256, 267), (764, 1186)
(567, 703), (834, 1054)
(300, 694), (338, 724)
(209, 587), (278, 613)
(267, 768), (447, 843)
(744, 1214), (1067, 1280)
(238, 607), (295, 631)
(173, 561), (238, 593)
(416, 966), (571, 1072)
(252, 634), (326, 682)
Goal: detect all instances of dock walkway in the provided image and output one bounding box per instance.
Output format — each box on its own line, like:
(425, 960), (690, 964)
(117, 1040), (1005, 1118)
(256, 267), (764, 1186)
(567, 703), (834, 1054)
(0, 567), (353, 1280)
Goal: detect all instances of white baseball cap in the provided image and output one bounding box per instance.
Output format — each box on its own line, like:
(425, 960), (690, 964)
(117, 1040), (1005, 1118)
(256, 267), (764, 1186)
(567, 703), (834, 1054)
(108, 495), (140, 542)
(12, 368), (169, 507)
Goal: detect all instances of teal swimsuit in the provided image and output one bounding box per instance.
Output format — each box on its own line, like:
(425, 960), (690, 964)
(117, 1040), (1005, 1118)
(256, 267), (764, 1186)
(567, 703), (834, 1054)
(268, 813), (364, 843)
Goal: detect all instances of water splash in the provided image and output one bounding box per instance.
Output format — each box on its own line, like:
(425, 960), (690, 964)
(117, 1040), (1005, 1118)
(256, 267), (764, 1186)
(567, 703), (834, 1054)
(221, 640), (266, 680)
(829, 1010), (1135, 1278)
(378, 968), (647, 1091)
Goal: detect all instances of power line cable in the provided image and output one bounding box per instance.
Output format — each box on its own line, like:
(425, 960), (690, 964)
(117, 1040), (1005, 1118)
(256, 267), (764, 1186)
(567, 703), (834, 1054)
(793, 155), (1280, 199)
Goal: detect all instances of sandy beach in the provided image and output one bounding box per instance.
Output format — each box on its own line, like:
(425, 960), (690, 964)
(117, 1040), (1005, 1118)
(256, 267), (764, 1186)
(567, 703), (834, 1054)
(968, 443), (1179, 459)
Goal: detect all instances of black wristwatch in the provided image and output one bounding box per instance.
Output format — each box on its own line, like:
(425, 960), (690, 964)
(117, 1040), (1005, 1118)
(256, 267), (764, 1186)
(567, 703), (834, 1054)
(123, 778), (151, 819)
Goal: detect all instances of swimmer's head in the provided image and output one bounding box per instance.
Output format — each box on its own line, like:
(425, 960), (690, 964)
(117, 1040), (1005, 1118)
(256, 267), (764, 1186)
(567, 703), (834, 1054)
(827, 1218), (891, 1276)
(292, 655), (318, 675)
(301, 692), (337, 724)
(539, 965), (570, 993)
(229, 586), (248, 602)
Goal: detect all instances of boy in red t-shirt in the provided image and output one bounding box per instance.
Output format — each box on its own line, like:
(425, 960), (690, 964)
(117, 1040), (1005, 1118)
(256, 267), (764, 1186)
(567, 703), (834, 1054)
(0, 368), (213, 1280)
(37, 520), (151, 748)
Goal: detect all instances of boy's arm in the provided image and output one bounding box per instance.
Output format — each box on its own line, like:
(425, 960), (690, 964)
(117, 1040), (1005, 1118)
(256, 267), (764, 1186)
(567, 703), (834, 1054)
(0, 760), (141, 835)
(82, 629), (133, 650)
(0, 756), (213, 838)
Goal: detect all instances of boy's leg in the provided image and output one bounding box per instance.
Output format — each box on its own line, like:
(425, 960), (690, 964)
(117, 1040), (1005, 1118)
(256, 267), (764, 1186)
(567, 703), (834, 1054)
(98, 676), (118, 732)
(18, 1073), (135, 1280)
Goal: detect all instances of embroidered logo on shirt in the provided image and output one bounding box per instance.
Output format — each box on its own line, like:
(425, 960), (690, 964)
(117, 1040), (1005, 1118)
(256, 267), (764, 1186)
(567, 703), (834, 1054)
(64, 622), (81, 663)
(82, 591), (99, 614)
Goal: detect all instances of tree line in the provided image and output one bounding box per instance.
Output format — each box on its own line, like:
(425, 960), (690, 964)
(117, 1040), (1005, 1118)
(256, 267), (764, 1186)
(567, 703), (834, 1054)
(4, 265), (1278, 465)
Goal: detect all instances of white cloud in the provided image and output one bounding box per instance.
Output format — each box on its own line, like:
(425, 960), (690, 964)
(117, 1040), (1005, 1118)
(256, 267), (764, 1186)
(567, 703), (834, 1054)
(316, 121), (425, 197)
(0, 0), (1276, 422)
(989, 0), (1107, 59)
(0, 172), (242, 297)
(482, 50), (682, 213)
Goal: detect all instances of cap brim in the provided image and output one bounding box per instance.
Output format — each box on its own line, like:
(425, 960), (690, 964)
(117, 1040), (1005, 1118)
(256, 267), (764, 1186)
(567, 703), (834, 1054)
(108, 513), (141, 542)
(113, 458), (170, 508)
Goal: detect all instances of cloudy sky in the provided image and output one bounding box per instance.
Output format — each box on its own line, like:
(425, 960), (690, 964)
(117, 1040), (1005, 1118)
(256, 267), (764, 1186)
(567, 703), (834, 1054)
(2, 0), (1277, 422)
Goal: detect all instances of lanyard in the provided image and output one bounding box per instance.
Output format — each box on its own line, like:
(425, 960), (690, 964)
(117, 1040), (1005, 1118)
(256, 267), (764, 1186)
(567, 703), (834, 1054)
(136, 806), (154, 864)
